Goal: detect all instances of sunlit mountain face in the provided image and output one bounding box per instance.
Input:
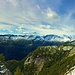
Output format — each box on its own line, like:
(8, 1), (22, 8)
(0, 0), (75, 35)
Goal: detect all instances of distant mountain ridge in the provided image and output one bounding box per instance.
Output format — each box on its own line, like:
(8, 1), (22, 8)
(0, 34), (75, 42)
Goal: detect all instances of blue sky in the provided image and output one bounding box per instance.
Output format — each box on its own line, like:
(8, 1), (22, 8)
(0, 0), (75, 35)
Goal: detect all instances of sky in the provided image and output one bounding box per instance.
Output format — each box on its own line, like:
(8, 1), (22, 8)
(0, 0), (75, 35)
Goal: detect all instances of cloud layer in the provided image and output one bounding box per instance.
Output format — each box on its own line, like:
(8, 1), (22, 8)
(0, 0), (75, 35)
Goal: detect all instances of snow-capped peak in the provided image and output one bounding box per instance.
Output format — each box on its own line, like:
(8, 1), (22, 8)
(0, 34), (75, 42)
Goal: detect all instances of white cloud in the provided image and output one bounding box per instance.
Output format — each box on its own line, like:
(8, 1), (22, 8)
(42, 8), (61, 22)
(40, 25), (51, 29)
(6, 0), (18, 7)
(0, 0), (75, 35)
(36, 4), (40, 9)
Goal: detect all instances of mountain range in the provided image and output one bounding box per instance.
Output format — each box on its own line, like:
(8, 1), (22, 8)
(0, 34), (75, 42)
(0, 34), (75, 75)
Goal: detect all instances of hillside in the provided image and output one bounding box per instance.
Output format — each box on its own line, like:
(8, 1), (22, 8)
(5, 42), (75, 75)
(0, 39), (62, 60)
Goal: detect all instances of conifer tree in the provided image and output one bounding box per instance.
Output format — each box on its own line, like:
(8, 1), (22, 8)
(14, 67), (23, 75)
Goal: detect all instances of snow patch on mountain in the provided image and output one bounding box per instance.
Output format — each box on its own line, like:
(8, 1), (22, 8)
(0, 34), (75, 42)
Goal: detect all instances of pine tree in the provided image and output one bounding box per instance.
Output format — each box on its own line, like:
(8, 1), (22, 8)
(0, 54), (4, 62)
(14, 67), (23, 75)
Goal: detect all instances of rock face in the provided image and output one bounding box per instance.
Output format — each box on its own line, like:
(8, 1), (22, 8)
(0, 61), (12, 75)
(23, 45), (75, 75)
(63, 46), (73, 51)
(65, 66), (75, 75)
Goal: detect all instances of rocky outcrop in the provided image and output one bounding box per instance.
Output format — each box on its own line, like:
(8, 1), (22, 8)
(65, 66), (75, 75)
(23, 45), (75, 75)
(0, 61), (12, 75)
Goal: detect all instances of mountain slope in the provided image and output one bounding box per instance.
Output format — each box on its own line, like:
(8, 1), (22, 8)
(4, 41), (75, 75)
(23, 45), (75, 75)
